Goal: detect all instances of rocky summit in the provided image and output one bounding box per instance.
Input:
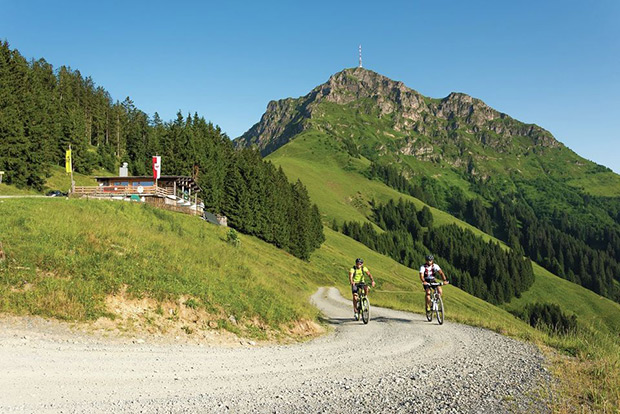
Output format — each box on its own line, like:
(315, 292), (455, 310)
(234, 67), (560, 161)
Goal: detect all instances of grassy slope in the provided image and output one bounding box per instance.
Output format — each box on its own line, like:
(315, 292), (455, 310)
(44, 165), (102, 191)
(268, 131), (620, 334)
(0, 184), (37, 196)
(305, 97), (620, 198)
(312, 229), (541, 340)
(565, 171), (620, 197)
(268, 131), (489, 232)
(268, 130), (620, 411)
(0, 196), (544, 345)
(0, 165), (102, 196)
(504, 263), (620, 337)
(0, 196), (542, 345)
(0, 198), (328, 336)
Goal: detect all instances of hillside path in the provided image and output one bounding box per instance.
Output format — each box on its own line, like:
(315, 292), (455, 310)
(0, 287), (551, 413)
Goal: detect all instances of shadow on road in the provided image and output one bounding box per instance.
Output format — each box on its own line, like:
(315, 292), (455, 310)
(371, 316), (423, 324)
(319, 315), (423, 325)
(318, 316), (356, 325)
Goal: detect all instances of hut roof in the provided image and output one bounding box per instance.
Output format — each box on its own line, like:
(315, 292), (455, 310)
(94, 176), (201, 192)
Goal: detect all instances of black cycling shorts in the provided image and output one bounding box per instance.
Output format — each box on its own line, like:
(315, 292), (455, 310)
(422, 279), (436, 291)
(352, 283), (366, 294)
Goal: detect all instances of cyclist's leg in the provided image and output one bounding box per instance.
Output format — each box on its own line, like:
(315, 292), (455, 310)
(351, 284), (359, 313)
(437, 286), (443, 297)
(424, 286), (432, 309)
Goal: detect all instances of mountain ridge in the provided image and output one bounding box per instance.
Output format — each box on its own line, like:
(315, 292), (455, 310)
(245, 66), (620, 304)
(235, 67), (561, 159)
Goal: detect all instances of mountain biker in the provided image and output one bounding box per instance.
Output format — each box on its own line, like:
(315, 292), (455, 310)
(420, 254), (449, 312)
(349, 258), (375, 320)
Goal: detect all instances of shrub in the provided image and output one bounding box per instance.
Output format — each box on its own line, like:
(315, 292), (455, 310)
(227, 229), (240, 247)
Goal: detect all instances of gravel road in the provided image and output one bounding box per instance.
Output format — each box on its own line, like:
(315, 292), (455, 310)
(1, 287), (552, 413)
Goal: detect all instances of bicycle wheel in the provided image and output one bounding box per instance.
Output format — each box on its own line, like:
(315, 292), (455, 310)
(425, 300), (433, 322)
(361, 297), (370, 324)
(436, 296), (444, 325)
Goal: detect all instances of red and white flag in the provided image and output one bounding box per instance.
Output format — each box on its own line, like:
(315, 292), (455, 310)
(152, 156), (161, 179)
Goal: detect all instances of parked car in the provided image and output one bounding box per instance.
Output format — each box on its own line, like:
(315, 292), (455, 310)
(46, 190), (68, 197)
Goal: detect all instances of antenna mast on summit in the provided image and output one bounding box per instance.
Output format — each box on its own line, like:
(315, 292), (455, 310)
(358, 45), (363, 68)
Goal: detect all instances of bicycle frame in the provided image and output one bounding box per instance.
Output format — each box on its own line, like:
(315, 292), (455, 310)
(425, 282), (444, 325)
(431, 289), (440, 309)
(356, 282), (368, 299)
(355, 282), (370, 324)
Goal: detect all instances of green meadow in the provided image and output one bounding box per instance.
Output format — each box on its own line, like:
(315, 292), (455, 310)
(0, 198), (327, 335)
(1, 195), (618, 410)
(267, 131), (620, 412)
(0, 132), (618, 410)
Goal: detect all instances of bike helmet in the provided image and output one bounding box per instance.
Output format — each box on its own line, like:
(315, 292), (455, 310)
(355, 258), (364, 265)
(425, 254), (434, 262)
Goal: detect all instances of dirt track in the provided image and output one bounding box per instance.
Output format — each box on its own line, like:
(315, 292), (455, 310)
(0, 287), (551, 413)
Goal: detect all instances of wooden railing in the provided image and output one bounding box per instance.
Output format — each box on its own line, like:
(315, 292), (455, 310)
(72, 185), (203, 217)
(73, 185), (170, 197)
(147, 196), (204, 216)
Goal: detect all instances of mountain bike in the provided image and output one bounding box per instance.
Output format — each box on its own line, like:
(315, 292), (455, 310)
(424, 282), (444, 325)
(355, 282), (370, 324)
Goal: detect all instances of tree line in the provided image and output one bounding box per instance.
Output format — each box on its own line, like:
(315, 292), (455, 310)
(366, 162), (446, 209)
(513, 303), (577, 335)
(447, 185), (620, 302)
(367, 160), (620, 302)
(424, 224), (534, 304)
(338, 198), (534, 305)
(0, 41), (324, 260)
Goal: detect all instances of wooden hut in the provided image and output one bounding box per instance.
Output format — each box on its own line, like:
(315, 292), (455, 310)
(73, 176), (203, 216)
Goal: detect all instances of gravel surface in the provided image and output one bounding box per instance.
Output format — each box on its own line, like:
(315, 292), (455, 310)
(0, 287), (552, 413)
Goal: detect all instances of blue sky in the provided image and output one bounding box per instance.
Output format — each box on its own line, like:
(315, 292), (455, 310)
(2, 0), (619, 173)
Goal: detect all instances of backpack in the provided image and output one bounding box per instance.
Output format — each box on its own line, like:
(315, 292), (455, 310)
(423, 264), (436, 279)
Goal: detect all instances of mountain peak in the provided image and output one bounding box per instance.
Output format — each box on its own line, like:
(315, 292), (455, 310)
(311, 67), (421, 110)
(235, 69), (559, 156)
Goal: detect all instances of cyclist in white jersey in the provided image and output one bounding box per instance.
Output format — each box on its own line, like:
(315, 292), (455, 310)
(420, 254), (449, 312)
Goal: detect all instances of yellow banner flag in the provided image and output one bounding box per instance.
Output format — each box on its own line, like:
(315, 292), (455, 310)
(65, 149), (72, 173)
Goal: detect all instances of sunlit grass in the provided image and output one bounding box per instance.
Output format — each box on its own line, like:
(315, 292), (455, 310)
(0, 196), (618, 411)
(0, 183), (38, 195)
(44, 165), (101, 192)
(268, 131), (494, 232)
(270, 134), (620, 412)
(565, 171), (620, 197)
(0, 165), (103, 195)
(0, 198), (325, 329)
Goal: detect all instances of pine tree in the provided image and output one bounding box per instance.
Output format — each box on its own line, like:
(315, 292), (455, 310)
(288, 179), (312, 260)
(0, 42), (35, 188)
(418, 206), (433, 228)
(309, 204), (325, 250)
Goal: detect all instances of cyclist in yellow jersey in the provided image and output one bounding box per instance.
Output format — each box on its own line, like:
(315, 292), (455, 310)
(349, 258), (375, 320)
